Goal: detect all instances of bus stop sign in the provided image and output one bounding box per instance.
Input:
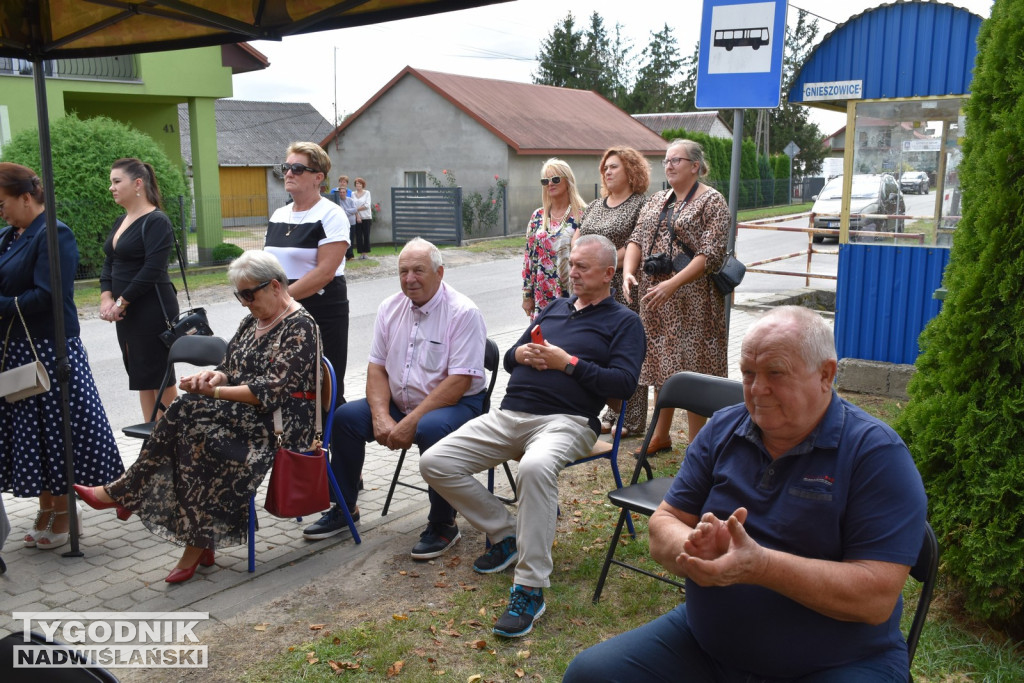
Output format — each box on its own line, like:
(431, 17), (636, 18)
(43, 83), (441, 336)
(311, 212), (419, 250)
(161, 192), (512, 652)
(696, 0), (788, 109)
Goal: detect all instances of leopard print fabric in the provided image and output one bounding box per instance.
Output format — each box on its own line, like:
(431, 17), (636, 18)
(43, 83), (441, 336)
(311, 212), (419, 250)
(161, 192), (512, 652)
(628, 187), (729, 387)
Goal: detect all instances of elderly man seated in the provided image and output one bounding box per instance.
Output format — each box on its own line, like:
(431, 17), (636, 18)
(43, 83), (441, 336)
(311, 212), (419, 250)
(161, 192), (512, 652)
(421, 234), (646, 638)
(303, 238), (487, 560)
(564, 305), (928, 682)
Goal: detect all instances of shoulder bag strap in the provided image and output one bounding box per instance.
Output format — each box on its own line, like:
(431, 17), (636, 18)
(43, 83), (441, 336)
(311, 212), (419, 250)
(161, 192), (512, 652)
(1, 298), (43, 372)
(669, 183), (703, 260)
(161, 211), (195, 310)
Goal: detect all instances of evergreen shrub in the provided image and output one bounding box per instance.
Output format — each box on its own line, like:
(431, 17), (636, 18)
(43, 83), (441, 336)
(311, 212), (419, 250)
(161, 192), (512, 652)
(1, 114), (189, 278)
(894, 0), (1024, 630)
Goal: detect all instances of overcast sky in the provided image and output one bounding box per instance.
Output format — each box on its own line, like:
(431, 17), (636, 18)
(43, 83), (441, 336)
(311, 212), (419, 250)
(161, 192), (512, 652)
(230, 0), (994, 136)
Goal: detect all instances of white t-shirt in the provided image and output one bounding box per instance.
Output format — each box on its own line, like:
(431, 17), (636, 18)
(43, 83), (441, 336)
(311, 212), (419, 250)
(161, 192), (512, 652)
(265, 196), (350, 279)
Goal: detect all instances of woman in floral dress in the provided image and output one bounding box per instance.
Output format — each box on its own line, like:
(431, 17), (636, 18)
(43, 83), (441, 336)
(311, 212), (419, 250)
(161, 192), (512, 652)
(623, 139), (730, 456)
(77, 251), (320, 583)
(521, 158), (588, 321)
(574, 147), (651, 436)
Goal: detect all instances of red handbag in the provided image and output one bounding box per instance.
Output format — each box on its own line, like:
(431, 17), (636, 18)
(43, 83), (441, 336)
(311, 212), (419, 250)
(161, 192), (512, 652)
(263, 348), (330, 518)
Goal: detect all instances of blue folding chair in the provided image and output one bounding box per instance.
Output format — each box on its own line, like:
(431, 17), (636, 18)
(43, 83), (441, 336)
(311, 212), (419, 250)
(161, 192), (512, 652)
(248, 356), (359, 572)
(564, 400), (635, 537)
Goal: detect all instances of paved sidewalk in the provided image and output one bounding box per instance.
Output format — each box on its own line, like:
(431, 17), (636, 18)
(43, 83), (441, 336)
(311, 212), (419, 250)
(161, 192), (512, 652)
(0, 293), (827, 641)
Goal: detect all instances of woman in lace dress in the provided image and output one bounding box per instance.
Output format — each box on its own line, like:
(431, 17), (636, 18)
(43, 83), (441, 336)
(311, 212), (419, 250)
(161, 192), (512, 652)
(77, 251), (320, 583)
(574, 147), (651, 436)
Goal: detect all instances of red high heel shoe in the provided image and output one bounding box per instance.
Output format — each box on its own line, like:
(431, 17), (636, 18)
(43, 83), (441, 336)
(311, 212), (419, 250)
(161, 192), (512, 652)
(74, 484), (132, 521)
(165, 549), (215, 583)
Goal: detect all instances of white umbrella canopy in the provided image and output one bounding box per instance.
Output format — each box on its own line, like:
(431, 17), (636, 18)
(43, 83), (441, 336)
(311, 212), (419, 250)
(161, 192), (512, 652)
(0, 0), (509, 556)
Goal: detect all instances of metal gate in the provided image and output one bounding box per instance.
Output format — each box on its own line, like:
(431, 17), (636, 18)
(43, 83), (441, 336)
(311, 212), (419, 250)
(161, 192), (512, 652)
(391, 187), (463, 246)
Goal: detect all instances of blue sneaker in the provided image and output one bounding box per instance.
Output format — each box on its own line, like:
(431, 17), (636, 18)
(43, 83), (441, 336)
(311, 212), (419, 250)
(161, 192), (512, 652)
(493, 584), (545, 638)
(473, 536), (517, 574)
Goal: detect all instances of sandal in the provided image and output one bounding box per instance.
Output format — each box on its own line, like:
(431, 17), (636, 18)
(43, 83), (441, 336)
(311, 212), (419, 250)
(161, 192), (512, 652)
(37, 504), (82, 550)
(632, 438), (673, 458)
(23, 508), (54, 548)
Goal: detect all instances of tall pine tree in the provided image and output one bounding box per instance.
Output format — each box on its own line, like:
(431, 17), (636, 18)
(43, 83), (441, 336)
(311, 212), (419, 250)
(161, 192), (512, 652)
(625, 24), (684, 114)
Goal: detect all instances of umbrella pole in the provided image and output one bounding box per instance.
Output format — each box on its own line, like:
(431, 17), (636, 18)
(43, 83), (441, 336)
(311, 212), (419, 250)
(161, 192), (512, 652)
(31, 59), (83, 558)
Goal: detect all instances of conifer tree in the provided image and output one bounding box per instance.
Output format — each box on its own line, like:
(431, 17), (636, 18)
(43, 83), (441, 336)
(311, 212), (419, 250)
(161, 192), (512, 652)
(895, 0), (1024, 630)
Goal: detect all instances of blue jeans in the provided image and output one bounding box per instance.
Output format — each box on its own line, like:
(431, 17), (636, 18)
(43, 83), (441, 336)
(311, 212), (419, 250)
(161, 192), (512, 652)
(562, 604), (907, 683)
(329, 392), (485, 524)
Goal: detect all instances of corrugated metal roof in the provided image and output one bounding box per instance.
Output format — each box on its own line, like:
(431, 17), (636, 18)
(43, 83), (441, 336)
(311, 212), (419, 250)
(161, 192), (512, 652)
(789, 1), (984, 106)
(633, 112), (731, 137)
(179, 100), (334, 166)
(321, 66), (668, 155)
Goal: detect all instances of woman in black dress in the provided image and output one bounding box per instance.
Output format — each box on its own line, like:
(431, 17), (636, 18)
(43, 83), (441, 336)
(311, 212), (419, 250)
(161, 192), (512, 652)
(100, 157), (178, 421)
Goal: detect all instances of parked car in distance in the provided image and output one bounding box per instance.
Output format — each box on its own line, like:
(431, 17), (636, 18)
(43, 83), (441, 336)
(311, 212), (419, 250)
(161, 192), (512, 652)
(811, 174), (906, 242)
(900, 170), (929, 194)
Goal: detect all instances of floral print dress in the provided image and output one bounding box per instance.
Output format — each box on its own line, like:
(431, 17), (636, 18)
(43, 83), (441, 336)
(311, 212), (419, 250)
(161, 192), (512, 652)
(522, 208), (579, 320)
(107, 309), (319, 549)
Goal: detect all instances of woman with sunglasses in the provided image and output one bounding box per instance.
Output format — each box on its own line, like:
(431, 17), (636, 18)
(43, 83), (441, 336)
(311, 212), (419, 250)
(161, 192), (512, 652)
(622, 139), (730, 456)
(521, 158), (587, 320)
(77, 250), (320, 583)
(100, 157), (179, 421)
(572, 147), (652, 438)
(0, 162), (122, 550)
(265, 142), (351, 401)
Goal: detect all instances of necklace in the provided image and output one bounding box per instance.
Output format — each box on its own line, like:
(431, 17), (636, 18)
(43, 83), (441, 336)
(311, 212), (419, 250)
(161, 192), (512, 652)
(549, 205), (570, 224)
(255, 302), (294, 331)
(285, 203), (315, 236)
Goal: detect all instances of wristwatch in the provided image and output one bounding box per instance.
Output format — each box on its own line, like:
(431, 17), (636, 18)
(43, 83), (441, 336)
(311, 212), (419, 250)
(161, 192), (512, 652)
(564, 355), (578, 376)
(115, 296), (126, 308)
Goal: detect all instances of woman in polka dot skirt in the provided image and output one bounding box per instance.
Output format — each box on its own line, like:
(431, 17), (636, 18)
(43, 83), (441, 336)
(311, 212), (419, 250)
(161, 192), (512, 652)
(0, 163), (123, 551)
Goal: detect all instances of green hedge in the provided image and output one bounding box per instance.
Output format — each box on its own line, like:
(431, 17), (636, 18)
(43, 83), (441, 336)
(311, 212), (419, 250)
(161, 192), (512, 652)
(1, 114), (189, 277)
(895, 0), (1024, 631)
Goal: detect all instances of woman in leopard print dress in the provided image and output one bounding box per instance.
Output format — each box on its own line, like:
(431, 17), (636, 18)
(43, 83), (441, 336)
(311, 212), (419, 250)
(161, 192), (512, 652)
(623, 140), (729, 455)
(574, 147), (651, 436)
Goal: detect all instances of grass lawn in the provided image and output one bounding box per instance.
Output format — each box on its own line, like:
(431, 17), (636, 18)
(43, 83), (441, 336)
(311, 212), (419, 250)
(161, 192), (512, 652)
(238, 393), (1023, 681)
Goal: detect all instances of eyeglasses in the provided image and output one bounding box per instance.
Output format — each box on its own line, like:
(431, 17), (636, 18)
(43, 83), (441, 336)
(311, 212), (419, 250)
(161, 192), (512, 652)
(280, 163), (322, 176)
(540, 176), (563, 186)
(662, 157), (694, 168)
(233, 280), (272, 303)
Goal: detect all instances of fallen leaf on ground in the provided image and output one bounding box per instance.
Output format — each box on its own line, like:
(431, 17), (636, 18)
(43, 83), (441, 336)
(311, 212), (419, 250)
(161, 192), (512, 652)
(478, 607), (487, 616)
(469, 639), (487, 649)
(466, 619), (485, 628)
(329, 660), (359, 671)
(393, 614), (409, 621)
(305, 651), (318, 664)
(517, 649), (531, 658)
(387, 660), (404, 677)
(515, 668), (526, 677)
(467, 676), (482, 683)
(309, 624), (325, 630)
(434, 581), (449, 588)
(459, 583), (478, 591)
(253, 623), (269, 631)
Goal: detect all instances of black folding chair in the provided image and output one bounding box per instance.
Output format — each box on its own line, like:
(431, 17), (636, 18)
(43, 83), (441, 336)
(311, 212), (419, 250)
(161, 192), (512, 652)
(592, 371), (744, 602)
(382, 338), (513, 514)
(121, 335), (228, 441)
(907, 522), (939, 672)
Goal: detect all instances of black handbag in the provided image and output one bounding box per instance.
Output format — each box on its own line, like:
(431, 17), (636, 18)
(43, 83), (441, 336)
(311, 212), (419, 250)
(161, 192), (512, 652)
(710, 253), (746, 295)
(141, 212), (215, 348)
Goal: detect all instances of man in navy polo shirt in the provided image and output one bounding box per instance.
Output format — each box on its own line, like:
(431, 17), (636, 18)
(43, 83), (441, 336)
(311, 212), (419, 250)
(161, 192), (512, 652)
(421, 234), (645, 639)
(565, 305), (927, 682)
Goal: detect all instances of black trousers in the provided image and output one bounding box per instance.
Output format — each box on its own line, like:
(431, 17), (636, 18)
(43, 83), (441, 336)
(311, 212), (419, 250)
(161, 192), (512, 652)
(296, 275), (349, 403)
(353, 219), (372, 254)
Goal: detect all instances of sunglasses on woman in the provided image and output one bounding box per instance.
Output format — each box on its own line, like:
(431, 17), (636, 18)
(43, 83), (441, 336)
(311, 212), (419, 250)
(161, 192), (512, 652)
(280, 162), (321, 176)
(233, 280), (272, 303)
(540, 176), (563, 186)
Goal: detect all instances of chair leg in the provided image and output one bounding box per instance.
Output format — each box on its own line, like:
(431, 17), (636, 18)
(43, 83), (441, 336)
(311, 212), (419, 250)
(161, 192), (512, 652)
(593, 508), (630, 603)
(608, 459), (636, 539)
(325, 460), (361, 544)
(490, 461), (517, 505)
(248, 496), (256, 573)
(381, 449), (409, 516)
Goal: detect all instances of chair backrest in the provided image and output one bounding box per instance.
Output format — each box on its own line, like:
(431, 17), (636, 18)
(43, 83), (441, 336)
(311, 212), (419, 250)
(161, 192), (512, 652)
(906, 522), (939, 666)
(320, 357), (338, 449)
(482, 338), (499, 413)
(630, 371), (744, 485)
(146, 335), (228, 422)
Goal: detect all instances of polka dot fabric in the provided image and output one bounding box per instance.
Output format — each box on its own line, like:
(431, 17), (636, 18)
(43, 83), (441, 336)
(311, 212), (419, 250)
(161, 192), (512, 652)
(0, 336), (123, 497)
